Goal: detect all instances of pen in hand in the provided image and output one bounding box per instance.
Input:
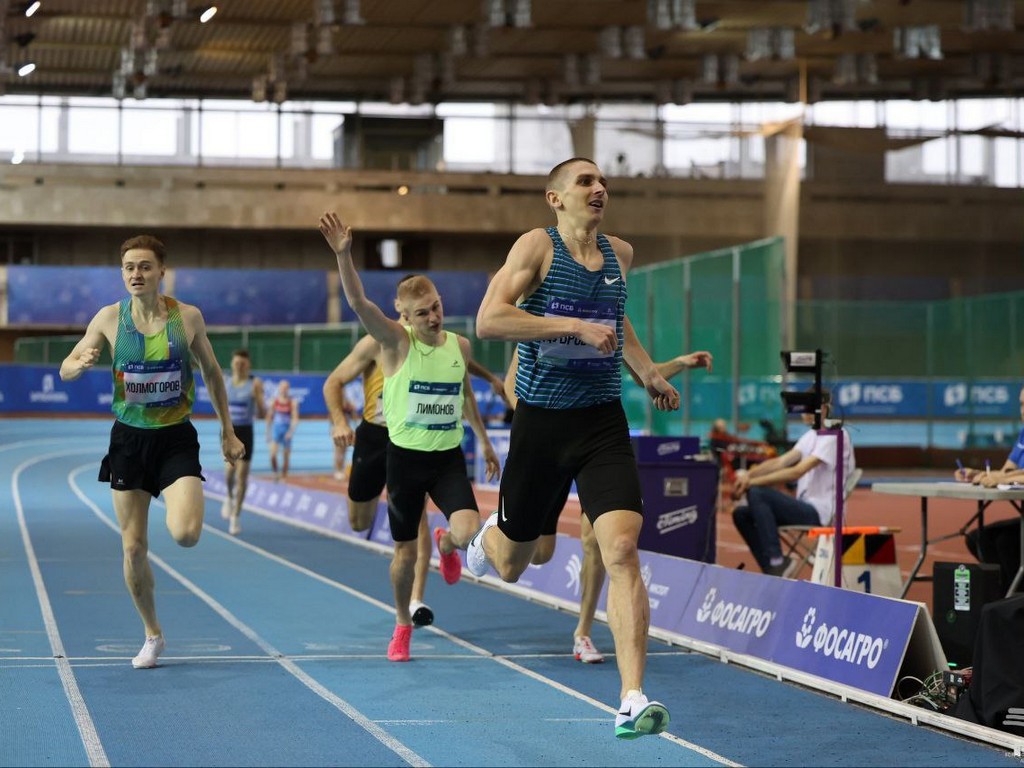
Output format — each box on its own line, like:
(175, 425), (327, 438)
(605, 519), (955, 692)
(955, 458), (966, 481)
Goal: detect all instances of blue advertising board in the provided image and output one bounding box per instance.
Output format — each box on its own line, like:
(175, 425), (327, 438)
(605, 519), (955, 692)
(5, 266), (488, 327)
(174, 269), (328, 325)
(7, 266), (125, 325)
(0, 364), (507, 420)
(3, 364), (1016, 424)
(833, 379), (1019, 419)
(673, 565), (921, 695)
(832, 380), (929, 417)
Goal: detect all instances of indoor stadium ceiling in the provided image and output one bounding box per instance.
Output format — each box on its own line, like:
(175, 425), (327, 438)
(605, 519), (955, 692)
(0, 0), (1022, 104)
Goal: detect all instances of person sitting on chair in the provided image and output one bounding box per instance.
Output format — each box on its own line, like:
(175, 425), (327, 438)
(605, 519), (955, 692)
(731, 391), (856, 576)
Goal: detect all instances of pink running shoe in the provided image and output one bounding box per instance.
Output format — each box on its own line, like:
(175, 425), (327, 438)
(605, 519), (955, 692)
(387, 624), (412, 662)
(573, 635), (605, 664)
(434, 527), (462, 585)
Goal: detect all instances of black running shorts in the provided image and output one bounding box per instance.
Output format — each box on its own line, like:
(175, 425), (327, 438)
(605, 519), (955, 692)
(497, 399), (642, 542)
(99, 420), (204, 498)
(385, 442), (478, 542)
(348, 421), (389, 502)
(233, 424), (254, 462)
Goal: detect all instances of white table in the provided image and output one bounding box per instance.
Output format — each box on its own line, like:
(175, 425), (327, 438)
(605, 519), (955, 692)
(870, 481), (1024, 598)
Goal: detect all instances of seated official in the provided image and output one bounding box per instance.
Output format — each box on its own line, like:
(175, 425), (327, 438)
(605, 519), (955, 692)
(731, 392), (856, 576)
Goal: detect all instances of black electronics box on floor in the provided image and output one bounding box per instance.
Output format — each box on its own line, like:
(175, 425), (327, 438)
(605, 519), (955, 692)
(933, 562), (1003, 668)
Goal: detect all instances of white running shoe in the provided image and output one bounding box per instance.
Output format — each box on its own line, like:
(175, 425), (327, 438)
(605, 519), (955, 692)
(229, 516), (241, 536)
(573, 635), (605, 664)
(131, 635), (165, 669)
(614, 692), (670, 740)
(410, 600), (434, 627)
(220, 496), (232, 520)
(466, 512), (499, 578)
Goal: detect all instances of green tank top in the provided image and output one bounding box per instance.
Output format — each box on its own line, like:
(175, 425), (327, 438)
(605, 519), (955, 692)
(111, 296), (194, 428)
(383, 327), (466, 451)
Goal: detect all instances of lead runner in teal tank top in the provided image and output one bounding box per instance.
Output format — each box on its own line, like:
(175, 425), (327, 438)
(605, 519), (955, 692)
(59, 234), (244, 671)
(472, 157), (682, 740)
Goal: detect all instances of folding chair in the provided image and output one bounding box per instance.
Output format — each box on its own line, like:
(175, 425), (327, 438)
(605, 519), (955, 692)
(778, 467), (863, 578)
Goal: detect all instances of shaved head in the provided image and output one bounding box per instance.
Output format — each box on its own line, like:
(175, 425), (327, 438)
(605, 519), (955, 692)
(546, 157), (597, 193)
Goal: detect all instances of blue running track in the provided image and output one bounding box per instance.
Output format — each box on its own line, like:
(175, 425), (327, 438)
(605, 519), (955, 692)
(1, 419), (1018, 767)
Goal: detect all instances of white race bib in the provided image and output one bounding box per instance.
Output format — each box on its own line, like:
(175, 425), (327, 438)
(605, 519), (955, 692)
(122, 360), (183, 408)
(406, 380), (461, 431)
(536, 297), (618, 371)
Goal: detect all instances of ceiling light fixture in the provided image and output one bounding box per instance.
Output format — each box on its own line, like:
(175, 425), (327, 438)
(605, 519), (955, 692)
(18, 61), (36, 77)
(25, 1), (41, 17)
(199, 5), (217, 23)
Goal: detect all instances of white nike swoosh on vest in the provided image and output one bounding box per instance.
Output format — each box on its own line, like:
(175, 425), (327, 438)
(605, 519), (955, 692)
(604, 276), (621, 284)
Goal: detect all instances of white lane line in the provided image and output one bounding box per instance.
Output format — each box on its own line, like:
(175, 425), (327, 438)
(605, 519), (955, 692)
(66, 464), (429, 768)
(11, 449), (110, 768)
